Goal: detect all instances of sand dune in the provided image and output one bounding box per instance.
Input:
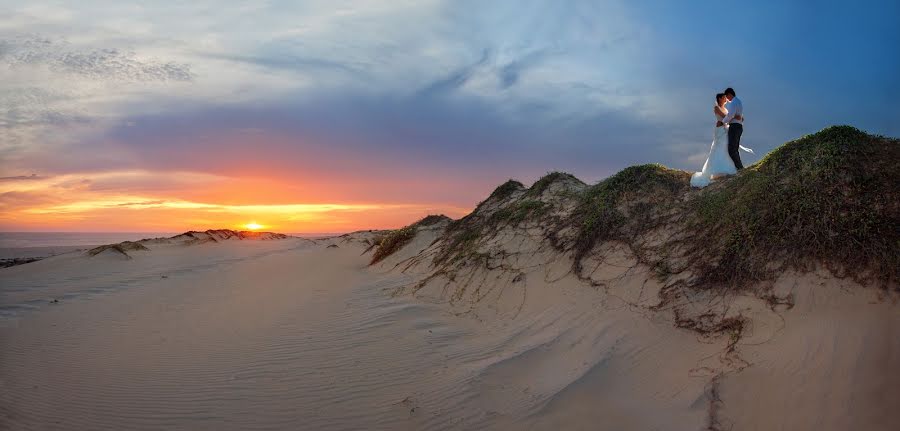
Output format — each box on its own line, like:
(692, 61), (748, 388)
(1, 127), (897, 430)
(3, 234), (704, 430)
(1, 228), (896, 430)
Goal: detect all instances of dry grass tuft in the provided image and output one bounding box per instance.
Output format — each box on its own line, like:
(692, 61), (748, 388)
(369, 215), (452, 264)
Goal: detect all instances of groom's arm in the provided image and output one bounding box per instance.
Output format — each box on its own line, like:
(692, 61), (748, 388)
(721, 99), (742, 124)
(721, 106), (736, 124)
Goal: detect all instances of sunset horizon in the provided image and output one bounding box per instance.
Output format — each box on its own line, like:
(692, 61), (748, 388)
(0, 169), (476, 232)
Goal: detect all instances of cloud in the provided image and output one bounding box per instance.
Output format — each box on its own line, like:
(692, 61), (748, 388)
(497, 49), (552, 89)
(0, 174), (45, 181)
(0, 36), (193, 82)
(0, 190), (62, 208)
(113, 200), (166, 207)
(197, 52), (365, 78)
(419, 49), (492, 96)
(0, 34), (200, 172)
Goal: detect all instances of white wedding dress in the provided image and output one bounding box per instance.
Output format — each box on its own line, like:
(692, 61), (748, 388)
(690, 110), (751, 188)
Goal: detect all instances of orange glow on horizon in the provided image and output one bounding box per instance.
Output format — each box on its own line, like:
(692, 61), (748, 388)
(0, 169), (473, 233)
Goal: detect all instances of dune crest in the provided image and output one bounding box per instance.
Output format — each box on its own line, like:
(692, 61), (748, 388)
(84, 229), (293, 258)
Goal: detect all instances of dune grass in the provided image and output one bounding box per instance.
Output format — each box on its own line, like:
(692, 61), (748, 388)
(370, 215), (451, 265)
(485, 179), (525, 203)
(489, 199), (549, 227)
(370, 226), (418, 265)
(564, 125), (898, 291)
(568, 163), (690, 272)
(526, 171), (581, 197)
(685, 125), (899, 289)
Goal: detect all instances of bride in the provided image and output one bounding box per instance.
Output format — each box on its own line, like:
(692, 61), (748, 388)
(690, 93), (748, 188)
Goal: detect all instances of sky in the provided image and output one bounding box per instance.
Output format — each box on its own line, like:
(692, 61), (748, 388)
(1, 0), (898, 233)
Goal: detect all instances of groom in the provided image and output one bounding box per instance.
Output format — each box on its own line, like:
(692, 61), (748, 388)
(716, 87), (744, 170)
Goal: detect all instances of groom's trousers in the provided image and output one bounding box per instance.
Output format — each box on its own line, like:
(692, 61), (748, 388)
(727, 123), (744, 170)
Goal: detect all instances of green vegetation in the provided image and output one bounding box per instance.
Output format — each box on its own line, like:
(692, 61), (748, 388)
(435, 169), (594, 266)
(489, 199), (549, 226)
(486, 179), (525, 203)
(434, 199), (552, 266)
(568, 164), (690, 271)
(549, 126), (899, 291)
(685, 125), (899, 289)
(435, 225), (484, 265)
(370, 225), (417, 264)
(370, 214), (452, 265)
(527, 171), (581, 197)
(416, 214), (451, 226)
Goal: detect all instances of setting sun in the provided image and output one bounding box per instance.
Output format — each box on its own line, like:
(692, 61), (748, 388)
(244, 222), (264, 230)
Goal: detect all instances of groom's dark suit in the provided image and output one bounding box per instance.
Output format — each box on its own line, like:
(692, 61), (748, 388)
(723, 96), (745, 170)
(727, 123), (744, 170)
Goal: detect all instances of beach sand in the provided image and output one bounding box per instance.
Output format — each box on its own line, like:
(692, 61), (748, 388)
(1, 233), (897, 430)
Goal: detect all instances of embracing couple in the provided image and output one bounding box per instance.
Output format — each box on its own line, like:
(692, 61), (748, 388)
(690, 87), (754, 188)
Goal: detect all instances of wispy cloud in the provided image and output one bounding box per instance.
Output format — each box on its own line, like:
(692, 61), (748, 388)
(419, 49), (492, 96)
(0, 174), (45, 181)
(1, 36), (193, 82)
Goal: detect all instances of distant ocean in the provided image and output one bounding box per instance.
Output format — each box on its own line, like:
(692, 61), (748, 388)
(0, 232), (345, 249)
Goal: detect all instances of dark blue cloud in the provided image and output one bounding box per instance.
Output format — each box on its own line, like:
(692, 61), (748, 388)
(86, 84), (666, 207)
(418, 49), (493, 96)
(498, 49), (552, 89)
(199, 52), (368, 78)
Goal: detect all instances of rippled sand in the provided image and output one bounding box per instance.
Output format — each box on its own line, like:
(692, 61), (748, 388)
(1, 235), (897, 430)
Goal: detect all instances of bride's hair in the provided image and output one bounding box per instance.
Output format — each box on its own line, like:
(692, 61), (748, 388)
(716, 93), (726, 103)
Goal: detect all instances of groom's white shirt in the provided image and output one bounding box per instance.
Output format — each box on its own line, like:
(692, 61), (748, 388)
(722, 96), (743, 124)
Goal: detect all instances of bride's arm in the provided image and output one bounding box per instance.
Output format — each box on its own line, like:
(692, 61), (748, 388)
(714, 106), (726, 126)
